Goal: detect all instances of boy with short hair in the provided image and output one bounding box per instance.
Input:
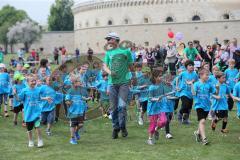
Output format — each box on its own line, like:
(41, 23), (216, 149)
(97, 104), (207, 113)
(192, 68), (216, 145)
(65, 77), (91, 145)
(40, 77), (56, 136)
(211, 72), (230, 133)
(224, 59), (238, 110)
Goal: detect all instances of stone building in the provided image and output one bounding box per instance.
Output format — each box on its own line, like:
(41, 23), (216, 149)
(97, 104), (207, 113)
(72, 0), (240, 53)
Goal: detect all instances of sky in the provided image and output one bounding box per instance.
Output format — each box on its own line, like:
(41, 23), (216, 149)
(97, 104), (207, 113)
(0, 0), (89, 25)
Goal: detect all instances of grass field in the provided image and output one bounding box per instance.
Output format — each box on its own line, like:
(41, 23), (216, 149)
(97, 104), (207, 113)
(0, 107), (240, 160)
(0, 53), (240, 160)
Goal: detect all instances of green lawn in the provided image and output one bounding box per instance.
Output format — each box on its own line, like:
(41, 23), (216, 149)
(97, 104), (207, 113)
(0, 106), (240, 160)
(1, 53), (240, 160)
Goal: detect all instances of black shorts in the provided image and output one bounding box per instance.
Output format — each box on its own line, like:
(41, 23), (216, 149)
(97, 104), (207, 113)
(9, 95), (14, 98)
(70, 116), (84, 127)
(215, 110), (228, 119)
(26, 118), (41, 131)
(196, 108), (209, 121)
(140, 101), (148, 113)
(13, 104), (24, 113)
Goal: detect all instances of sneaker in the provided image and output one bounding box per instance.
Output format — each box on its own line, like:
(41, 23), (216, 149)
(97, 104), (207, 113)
(166, 133), (173, 139)
(4, 112), (9, 117)
(221, 129), (229, 133)
(112, 129), (120, 139)
(70, 138), (78, 145)
(75, 131), (81, 140)
(121, 128), (128, 138)
(147, 139), (155, 145)
(37, 139), (44, 148)
(46, 130), (51, 136)
(154, 131), (159, 140)
(138, 117), (143, 125)
(202, 138), (209, 145)
(194, 131), (201, 142)
(103, 114), (108, 118)
(13, 121), (17, 126)
(211, 120), (217, 131)
(108, 114), (112, 120)
(28, 141), (34, 147)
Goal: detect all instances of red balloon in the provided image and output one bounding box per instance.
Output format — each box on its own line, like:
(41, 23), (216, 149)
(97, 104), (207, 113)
(168, 31), (174, 39)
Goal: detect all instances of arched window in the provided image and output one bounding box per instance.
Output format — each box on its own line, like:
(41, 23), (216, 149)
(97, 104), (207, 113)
(124, 19), (129, 24)
(144, 17), (149, 23)
(192, 15), (201, 21)
(95, 20), (99, 26)
(166, 17), (173, 22)
(85, 21), (89, 27)
(223, 14), (230, 20)
(108, 20), (113, 25)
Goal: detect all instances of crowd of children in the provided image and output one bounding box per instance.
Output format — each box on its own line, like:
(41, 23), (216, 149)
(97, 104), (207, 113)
(0, 55), (240, 147)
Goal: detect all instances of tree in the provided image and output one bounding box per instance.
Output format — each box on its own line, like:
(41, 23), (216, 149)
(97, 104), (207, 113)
(48, 0), (74, 31)
(7, 19), (42, 52)
(0, 5), (28, 53)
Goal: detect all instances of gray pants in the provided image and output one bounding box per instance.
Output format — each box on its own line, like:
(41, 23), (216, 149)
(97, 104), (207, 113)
(109, 83), (129, 130)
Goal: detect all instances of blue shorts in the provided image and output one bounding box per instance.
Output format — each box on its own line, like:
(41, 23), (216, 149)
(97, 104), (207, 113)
(41, 109), (55, 125)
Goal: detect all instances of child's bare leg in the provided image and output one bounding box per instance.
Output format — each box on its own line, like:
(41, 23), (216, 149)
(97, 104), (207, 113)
(35, 128), (42, 141)
(27, 130), (33, 142)
(198, 119), (206, 139)
(13, 113), (18, 123)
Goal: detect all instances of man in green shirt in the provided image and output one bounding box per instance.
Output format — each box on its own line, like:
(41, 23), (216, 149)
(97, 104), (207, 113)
(103, 32), (134, 139)
(183, 41), (203, 62)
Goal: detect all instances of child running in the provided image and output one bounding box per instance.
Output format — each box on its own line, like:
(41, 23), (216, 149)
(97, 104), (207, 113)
(192, 68), (216, 145)
(65, 77), (91, 145)
(211, 72), (230, 133)
(15, 74), (43, 147)
(147, 70), (167, 145)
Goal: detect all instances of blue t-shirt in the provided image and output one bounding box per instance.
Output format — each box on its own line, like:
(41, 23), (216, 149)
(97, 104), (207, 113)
(225, 68), (238, 91)
(13, 83), (26, 107)
(18, 87), (41, 122)
(233, 82), (240, 117)
(161, 97), (175, 113)
(208, 74), (218, 87)
(0, 72), (10, 94)
(172, 76), (180, 97)
(211, 83), (230, 111)
(40, 85), (56, 112)
(65, 87), (88, 118)
(147, 83), (165, 116)
(94, 79), (109, 101)
(55, 92), (64, 105)
(179, 71), (198, 99)
(136, 75), (151, 102)
(193, 81), (216, 111)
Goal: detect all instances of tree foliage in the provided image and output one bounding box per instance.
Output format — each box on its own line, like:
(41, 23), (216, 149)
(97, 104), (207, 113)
(7, 19), (42, 52)
(0, 5), (28, 53)
(48, 0), (74, 31)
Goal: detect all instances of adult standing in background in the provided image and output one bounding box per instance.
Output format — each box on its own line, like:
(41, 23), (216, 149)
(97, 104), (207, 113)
(103, 32), (134, 139)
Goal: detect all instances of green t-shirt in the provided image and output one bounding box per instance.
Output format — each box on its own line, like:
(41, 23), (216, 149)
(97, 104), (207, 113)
(0, 52), (3, 63)
(104, 48), (133, 85)
(183, 47), (198, 61)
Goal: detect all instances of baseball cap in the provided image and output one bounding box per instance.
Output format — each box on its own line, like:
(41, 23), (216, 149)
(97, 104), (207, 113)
(105, 32), (120, 40)
(14, 73), (25, 81)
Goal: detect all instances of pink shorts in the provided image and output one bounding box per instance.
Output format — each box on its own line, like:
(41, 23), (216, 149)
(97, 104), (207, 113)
(148, 112), (167, 134)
